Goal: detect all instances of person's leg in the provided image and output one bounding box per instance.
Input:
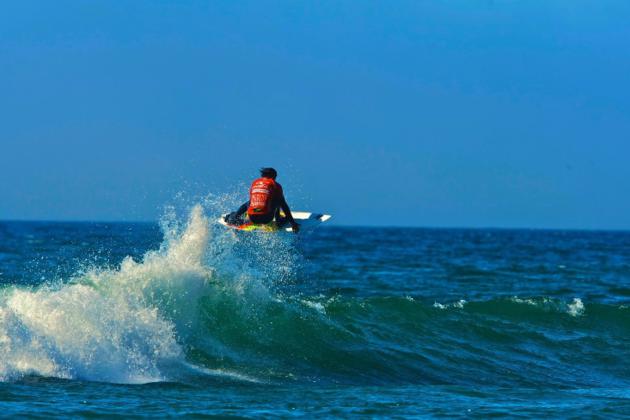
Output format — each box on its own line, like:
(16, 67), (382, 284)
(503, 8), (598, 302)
(226, 202), (249, 225)
(274, 207), (288, 228)
(249, 213), (274, 224)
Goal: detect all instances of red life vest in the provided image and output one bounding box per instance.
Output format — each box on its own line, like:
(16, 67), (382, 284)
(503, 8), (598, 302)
(247, 177), (279, 216)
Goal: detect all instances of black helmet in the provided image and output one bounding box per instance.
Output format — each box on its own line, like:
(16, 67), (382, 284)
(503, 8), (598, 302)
(260, 167), (277, 178)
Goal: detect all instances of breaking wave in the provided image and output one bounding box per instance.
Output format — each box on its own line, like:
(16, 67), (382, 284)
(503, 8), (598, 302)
(1, 205), (628, 389)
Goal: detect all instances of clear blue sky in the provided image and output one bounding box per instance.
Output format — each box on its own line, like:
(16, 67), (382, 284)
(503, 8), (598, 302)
(1, 1), (629, 229)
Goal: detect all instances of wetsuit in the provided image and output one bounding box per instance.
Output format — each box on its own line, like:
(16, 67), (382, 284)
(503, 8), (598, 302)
(228, 177), (296, 227)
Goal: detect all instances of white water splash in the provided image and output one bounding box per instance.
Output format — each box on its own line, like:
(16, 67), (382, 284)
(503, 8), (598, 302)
(433, 299), (467, 310)
(510, 296), (585, 317)
(567, 298), (585, 317)
(510, 296), (540, 306)
(0, 205), (214, 383)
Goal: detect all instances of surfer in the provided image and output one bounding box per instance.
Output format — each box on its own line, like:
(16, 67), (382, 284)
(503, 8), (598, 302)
(226, 167), (300, 232)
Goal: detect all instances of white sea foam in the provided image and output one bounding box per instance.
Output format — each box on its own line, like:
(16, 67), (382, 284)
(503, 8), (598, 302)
(182, 362), (262, 383)
(302, 299), (326, 314)
(433, 299), (467, 310)
(0, 205), (215, 383)
(510, 296), (539, 306)
(567, 298), (585, 317)
(453, 299), (466, 309)
(510, 296), (585, 317)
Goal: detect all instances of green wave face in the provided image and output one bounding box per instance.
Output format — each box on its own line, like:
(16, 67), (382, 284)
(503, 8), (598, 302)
(185, 285), (630, 388)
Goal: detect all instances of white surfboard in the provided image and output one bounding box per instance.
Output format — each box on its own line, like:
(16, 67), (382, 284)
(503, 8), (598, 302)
(218, 211), (331, 232)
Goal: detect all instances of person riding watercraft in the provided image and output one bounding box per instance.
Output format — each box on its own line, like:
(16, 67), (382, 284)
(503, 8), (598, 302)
(225, 168), (300, 232)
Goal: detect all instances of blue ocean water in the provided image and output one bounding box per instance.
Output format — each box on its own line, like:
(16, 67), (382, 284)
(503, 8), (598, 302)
(1, 205), (630, 417)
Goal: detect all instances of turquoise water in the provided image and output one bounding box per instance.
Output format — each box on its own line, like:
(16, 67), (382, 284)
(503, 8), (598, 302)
(1, 206), (630, 417)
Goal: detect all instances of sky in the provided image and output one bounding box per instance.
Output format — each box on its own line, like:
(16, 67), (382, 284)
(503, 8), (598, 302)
(1, 1), (629, 229)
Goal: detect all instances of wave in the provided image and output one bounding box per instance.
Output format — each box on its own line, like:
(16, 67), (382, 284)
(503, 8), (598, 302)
(0, 205), (212, 383)
(1, 205), (629, 388)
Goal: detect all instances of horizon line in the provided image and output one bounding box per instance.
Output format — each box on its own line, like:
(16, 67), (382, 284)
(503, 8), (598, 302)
(0, 218), (628, 233)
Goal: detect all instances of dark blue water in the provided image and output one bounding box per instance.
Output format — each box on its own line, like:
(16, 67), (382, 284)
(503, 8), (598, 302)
(1, 206), (630, 417)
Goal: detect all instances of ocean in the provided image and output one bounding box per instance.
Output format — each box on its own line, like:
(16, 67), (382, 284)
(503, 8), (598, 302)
(1, 204), (630, 417)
